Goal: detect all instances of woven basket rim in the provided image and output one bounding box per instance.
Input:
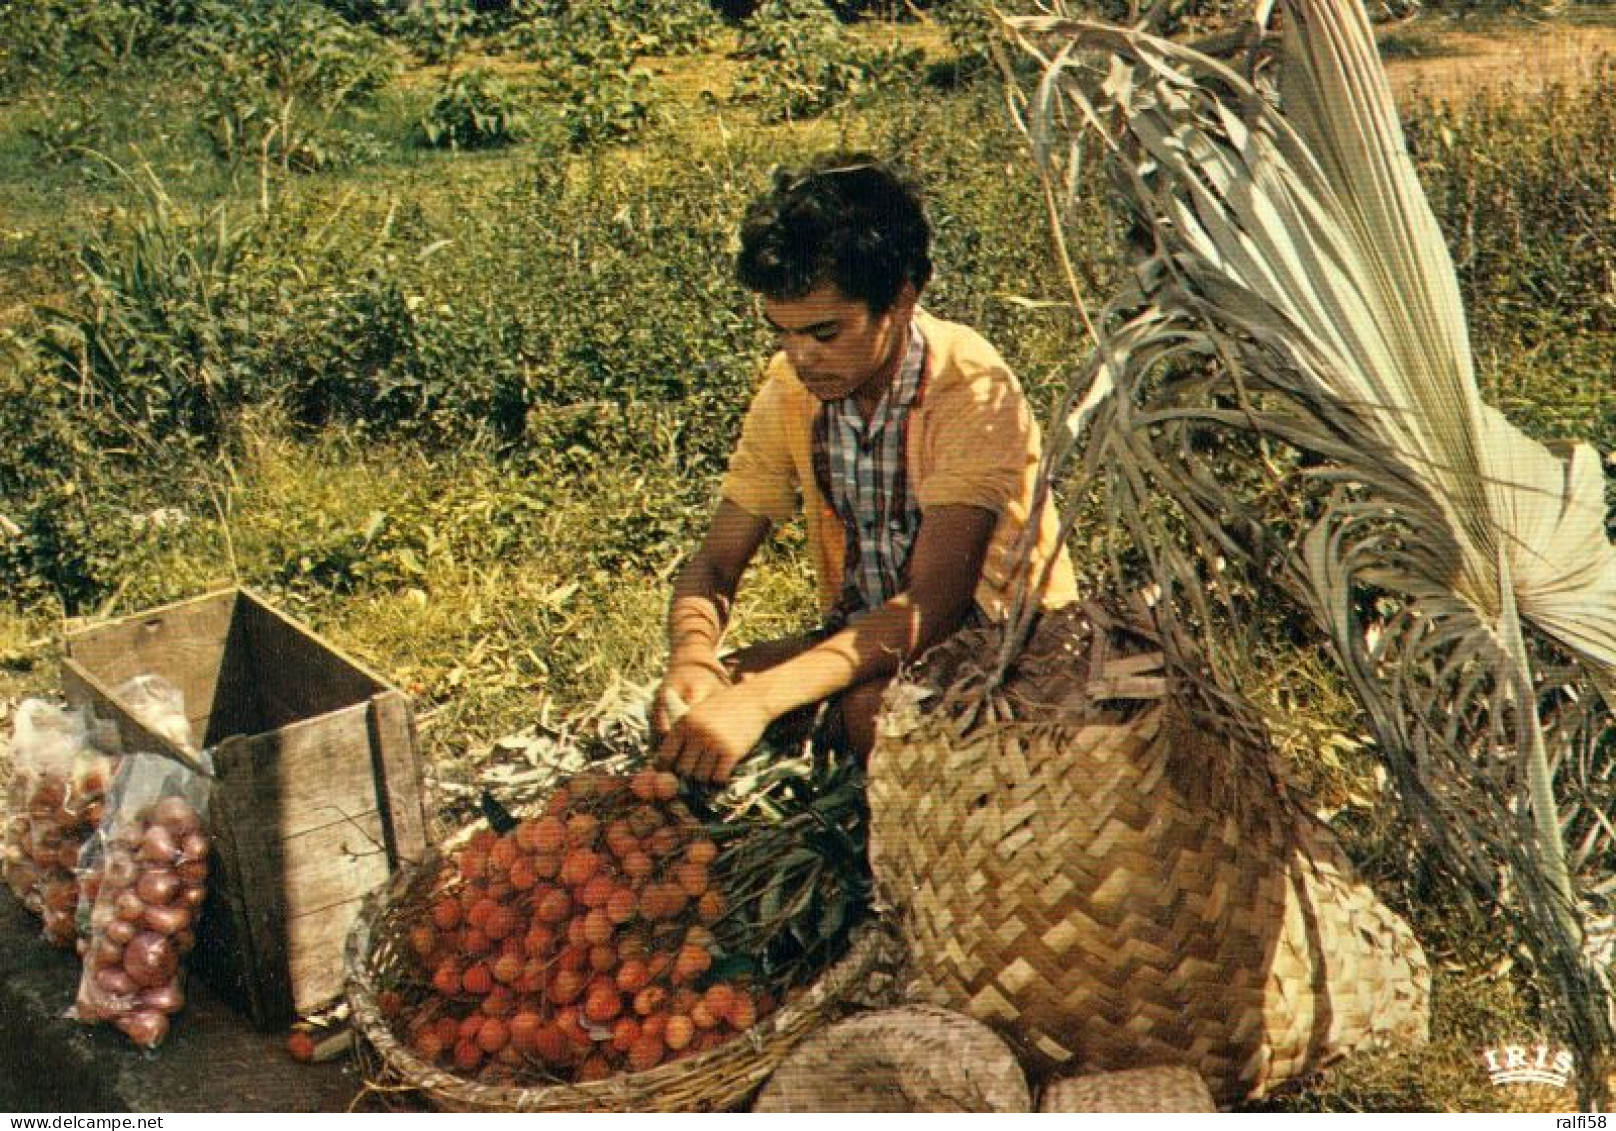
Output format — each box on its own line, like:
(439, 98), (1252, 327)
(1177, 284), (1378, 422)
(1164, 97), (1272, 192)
(345, 840), (891, 1111)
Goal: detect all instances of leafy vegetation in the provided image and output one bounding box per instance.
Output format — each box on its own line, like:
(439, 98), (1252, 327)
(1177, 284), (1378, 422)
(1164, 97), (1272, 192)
(418, 68), (531, 149)
(191, 0), (397, 173)
(732, 0), (925, 122)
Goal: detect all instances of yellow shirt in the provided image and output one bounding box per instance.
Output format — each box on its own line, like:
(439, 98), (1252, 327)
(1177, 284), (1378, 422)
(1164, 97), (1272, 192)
(720, 309), (1079, 621)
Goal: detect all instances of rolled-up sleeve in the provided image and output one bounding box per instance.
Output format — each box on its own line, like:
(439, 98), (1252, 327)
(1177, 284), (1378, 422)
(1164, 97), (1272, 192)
(720, 370), (799, 523)
(915, 363), (1035, 514)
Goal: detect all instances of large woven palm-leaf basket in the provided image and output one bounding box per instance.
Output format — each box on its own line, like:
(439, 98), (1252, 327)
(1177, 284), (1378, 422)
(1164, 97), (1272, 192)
(867, 604), (1429, 1106)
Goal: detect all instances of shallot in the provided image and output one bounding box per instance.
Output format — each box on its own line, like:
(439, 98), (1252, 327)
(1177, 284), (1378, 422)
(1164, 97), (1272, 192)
(135, 868), (180, 906)
(116, 1011), (170, 1050)
(123, 931), (179, 989)
(72, 767), (211, 1050)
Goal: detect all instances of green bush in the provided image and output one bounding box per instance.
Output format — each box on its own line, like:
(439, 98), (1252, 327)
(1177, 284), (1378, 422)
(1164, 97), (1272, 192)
(189, 0), (397, 172)
(555, 48), (657, 149)
(0, 0), (200, 91)
(731, 0), (924, 122)
(386, 0), (481, 65)
(569, 0), (720, 58)
(418, 69), (531, 149)
(498, 7), (689, 150)
(34, 170), (261, 452)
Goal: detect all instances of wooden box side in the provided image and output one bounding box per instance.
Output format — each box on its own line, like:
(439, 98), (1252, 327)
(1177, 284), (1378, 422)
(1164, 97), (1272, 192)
(366, 691), (431, 868)
(62, 587), (432, 1027)
(210, 700), (414, 1022)
(235, 590), (386, 730)
(62, 588), (240, 750)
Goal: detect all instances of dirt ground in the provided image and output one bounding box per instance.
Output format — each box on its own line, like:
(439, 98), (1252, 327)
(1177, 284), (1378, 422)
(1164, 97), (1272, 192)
(1382, 21), (1616, 98)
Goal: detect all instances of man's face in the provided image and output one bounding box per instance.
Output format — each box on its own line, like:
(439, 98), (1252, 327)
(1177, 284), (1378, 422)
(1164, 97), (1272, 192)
(761, 282), (914, 406)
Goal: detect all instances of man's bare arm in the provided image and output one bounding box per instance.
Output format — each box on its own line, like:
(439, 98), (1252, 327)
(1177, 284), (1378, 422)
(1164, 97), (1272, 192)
(658, 503), (997, 780)
(651, 500), (772, 736)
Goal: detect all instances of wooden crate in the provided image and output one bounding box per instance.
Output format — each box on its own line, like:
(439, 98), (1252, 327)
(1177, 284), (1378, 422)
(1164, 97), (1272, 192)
(61, 587), (429, 1030)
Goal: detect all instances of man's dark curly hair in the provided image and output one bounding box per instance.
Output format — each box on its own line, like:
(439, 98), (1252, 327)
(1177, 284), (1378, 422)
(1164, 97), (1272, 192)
(735, 153), (933, 315)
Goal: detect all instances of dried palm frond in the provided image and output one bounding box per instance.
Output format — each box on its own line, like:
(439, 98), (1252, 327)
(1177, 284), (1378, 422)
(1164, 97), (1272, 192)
(1001, 0), (1616, 1101)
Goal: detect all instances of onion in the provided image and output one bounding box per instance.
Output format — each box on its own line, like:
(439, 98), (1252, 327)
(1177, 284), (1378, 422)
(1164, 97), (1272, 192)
(95, 967), (137, 999)
(142, 902), (190, 936)
(139, 983), (185, 1014)
(177, 859), (208, 885)
(42, 880), (76, 913)
(104, 853), (139, 888)
(116, 1010), (169, 1049)
(93, 936), (125, 966)
(135, 869), (179, 906)
(31, 778), (65, 813)
(115, 890), (147, 923)
(123, 932), (178, 988)
(179, 832), (209, 863)
(153, 797), (200, 837)
(181, 884), (207, 909)
(139, 823), (177, 864)
(105, 918), (137, 946)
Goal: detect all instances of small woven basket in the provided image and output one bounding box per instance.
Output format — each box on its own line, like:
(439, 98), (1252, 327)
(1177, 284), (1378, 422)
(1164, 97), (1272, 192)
(752, 1004), (1031, 1112)
(346, 812), (898, 1112)
(1039, 1066), (1217, 1112)
(868, 603), (1429, 1106)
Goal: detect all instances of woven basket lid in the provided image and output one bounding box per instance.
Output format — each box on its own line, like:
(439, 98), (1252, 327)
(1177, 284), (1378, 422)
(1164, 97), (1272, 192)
(1039, 1066), (1217, 1112)
(752, 1005), (1032, 1112)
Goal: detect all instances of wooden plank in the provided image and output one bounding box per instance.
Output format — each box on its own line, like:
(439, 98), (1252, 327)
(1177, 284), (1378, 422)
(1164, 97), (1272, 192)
(208, 704), (383, 840)
(60, 663), (210, 777)
(368, 692), (431, 867)
(241, 586), (397, 689)
(212, 732), (294, 1030)
(207, 602), (268, 743)
(270, 809), (391, 920)
(64, 589), (236, 737)
(189, 739), (263, 1026)
(238, 593), (384, 728)
(288, 894), (369, 1014)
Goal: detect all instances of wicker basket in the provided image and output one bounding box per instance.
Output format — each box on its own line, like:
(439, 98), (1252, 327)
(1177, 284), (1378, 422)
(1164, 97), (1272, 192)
(867, 604), (1429, 1106)
(1039, 1066), (1217, 1112)
(752, 1004), (1031, 1112)
(346, 829), (898, 1112)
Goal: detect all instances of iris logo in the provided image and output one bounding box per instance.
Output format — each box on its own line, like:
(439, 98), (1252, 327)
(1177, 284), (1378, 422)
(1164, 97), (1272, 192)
(1482, 1042), (1574, 1089)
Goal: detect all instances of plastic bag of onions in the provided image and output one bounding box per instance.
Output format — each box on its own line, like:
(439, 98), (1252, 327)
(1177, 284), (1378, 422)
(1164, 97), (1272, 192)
(1, 700), (117, 947)
(114, 674), (199, 757)
(72, 750), (214, 1049)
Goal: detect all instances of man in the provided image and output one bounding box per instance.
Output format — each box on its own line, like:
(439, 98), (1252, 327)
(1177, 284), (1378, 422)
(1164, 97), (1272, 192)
(653, 154), (1077, 782)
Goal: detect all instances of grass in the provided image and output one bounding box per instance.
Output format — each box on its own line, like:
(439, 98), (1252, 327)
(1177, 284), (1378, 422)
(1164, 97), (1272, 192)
(1377, 26), (1465, 59)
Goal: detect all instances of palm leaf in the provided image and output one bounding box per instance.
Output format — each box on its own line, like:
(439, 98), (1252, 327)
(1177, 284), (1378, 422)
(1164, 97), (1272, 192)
(1004, 0), (1616, 1098)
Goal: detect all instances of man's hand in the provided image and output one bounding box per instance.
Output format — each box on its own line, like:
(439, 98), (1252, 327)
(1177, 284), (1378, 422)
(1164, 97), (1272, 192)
(650, 658), (731, 739)
(656, 683), (773, 784)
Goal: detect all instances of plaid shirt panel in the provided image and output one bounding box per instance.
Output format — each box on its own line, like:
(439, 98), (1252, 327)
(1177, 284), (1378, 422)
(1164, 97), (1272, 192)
(810, 323), (927, 619)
